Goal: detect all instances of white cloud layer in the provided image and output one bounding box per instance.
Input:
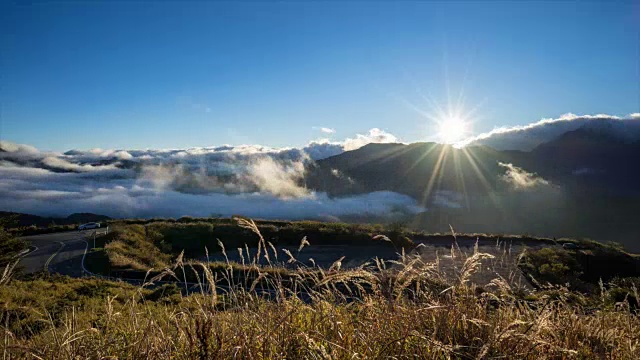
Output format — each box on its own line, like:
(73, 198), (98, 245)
(2, 113), (634, 219)
(461, 113), (640, 151)
(0, 128), (418, 219)
(0, 162), (424, 219)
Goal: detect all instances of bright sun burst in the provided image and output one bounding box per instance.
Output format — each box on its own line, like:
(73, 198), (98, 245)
(437, 116), (468, 144)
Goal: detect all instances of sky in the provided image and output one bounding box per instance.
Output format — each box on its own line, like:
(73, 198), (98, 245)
(1, 1), (638, 152)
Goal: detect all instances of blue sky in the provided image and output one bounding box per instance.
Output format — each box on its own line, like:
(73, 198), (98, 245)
(1, 1), (638, 151)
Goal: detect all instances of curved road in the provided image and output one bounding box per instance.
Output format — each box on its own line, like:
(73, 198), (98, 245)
(15, 230), (303, 299)
(14, 229), (542, 300)
(18, 230), (104, 277)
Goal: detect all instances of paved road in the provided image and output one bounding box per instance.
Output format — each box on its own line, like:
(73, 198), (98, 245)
(17, 230), (102, 276)
(15, 230), (307, 300)
(14, 230), (541, 300)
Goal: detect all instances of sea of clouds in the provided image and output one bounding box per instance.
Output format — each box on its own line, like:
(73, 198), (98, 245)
(461, 113), (640, 150)
(1, 128), (425, 219)
(1, 114), (638, 219)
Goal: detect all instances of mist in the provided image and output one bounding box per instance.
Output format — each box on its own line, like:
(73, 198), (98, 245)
(0, 129), (421, 220)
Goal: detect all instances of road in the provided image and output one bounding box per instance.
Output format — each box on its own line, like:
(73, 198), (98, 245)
(15, 230), (307, 300)
(14, 229), (542, 300)
(17, 230), (103, 277)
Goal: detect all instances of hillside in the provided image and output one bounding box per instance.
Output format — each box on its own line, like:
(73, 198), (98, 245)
(305, 126), (640, 251)
(308, 125), (640, 198)
(0, 212), (111, 228)
(3, 218), (640, 358)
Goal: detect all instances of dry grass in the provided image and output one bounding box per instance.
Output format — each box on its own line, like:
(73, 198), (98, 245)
(2, 221), (640, 359)
(103, 224), (172, 270)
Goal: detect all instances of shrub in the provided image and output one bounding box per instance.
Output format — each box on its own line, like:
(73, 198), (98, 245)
(0, 223), (27, 267)
(520, 247), (582, 285)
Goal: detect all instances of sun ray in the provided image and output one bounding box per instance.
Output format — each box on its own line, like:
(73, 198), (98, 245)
(419, 144), (449, 207)
(402, 142), (440, 177)
(452, 149), (470, 210)
(459, 146), (508, 220)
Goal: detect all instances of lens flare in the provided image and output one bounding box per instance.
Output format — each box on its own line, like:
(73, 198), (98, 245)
(437, 116), (469, 144)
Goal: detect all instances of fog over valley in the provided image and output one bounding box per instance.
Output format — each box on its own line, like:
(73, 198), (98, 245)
(2, 114), (640, 250)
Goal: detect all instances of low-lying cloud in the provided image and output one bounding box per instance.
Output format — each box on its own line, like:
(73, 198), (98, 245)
(498, 162), (552, 190)
(462, 113), (640, 151)
(0, 164), (424, 219)
(5, 113), (634, 220)
(0, 128), (418, 219)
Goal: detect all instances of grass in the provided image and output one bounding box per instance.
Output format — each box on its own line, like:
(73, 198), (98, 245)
(95, 217), (572, 274)
(0, 229), (27, 269)
(102, 224), (172, 271)
(8, 224), (78, 237)
(520, 245), (640, 293)
(2, 220), (640, 358)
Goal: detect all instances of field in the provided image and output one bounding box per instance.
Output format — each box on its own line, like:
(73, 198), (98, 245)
(2, 217), (640, 358)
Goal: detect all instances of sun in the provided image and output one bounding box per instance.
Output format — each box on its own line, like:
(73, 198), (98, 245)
(437, 116), (468, 144)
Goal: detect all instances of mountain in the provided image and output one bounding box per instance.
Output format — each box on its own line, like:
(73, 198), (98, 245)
(0, 212), (111, 228)
(528, 127), (640, 194)
(305, 124), (640, 251)
(307, 142), (519, 199)
(308, 125), (640, 199)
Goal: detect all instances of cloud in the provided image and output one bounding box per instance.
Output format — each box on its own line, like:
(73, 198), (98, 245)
(0, 141), (39, 155)
(0, 162), (424, 219)
(572, 167), (600, 176)
(342, 128), (399, 151)
(241, 156), (308, 198)
(0, 128), (426, 219)
(498, 162), (551, 190)
(41, 156), (123, 173)
(303, 140), (345, 160)
(0, 141), (46, 163)
(461, 113), (640, 151)
(313, 127), (336, 134)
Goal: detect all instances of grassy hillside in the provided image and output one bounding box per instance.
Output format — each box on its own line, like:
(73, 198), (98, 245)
(83, 218), (639, 287)
(3, 218), (640, 357)
(3, 243), (640, 358)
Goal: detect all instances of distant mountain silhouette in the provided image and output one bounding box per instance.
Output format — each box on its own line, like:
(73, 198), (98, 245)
(0, 212), (111, 228)
(528, 127), (640, 194)
(305, 124), (640, 251)
(307, 124), (640, 199)
(307, 142), (515, 200)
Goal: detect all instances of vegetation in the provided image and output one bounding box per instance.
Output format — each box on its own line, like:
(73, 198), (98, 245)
(103, 224), (172, 271)
(87, 218), (415, 276)
(2, 217), (640, 357)
(94, 217), (561, 273)
(1, 211), (110, 236)
(519, 240), (640, 286)
(0, 218), (27, 268)
(8, 224), (78, 237)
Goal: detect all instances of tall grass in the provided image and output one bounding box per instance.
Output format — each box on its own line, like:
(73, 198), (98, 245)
(2, 221), (640, 359)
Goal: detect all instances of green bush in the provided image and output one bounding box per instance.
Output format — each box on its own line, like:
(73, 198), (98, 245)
(0, 223), (27, 266)
(520, 248), (582, 285)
